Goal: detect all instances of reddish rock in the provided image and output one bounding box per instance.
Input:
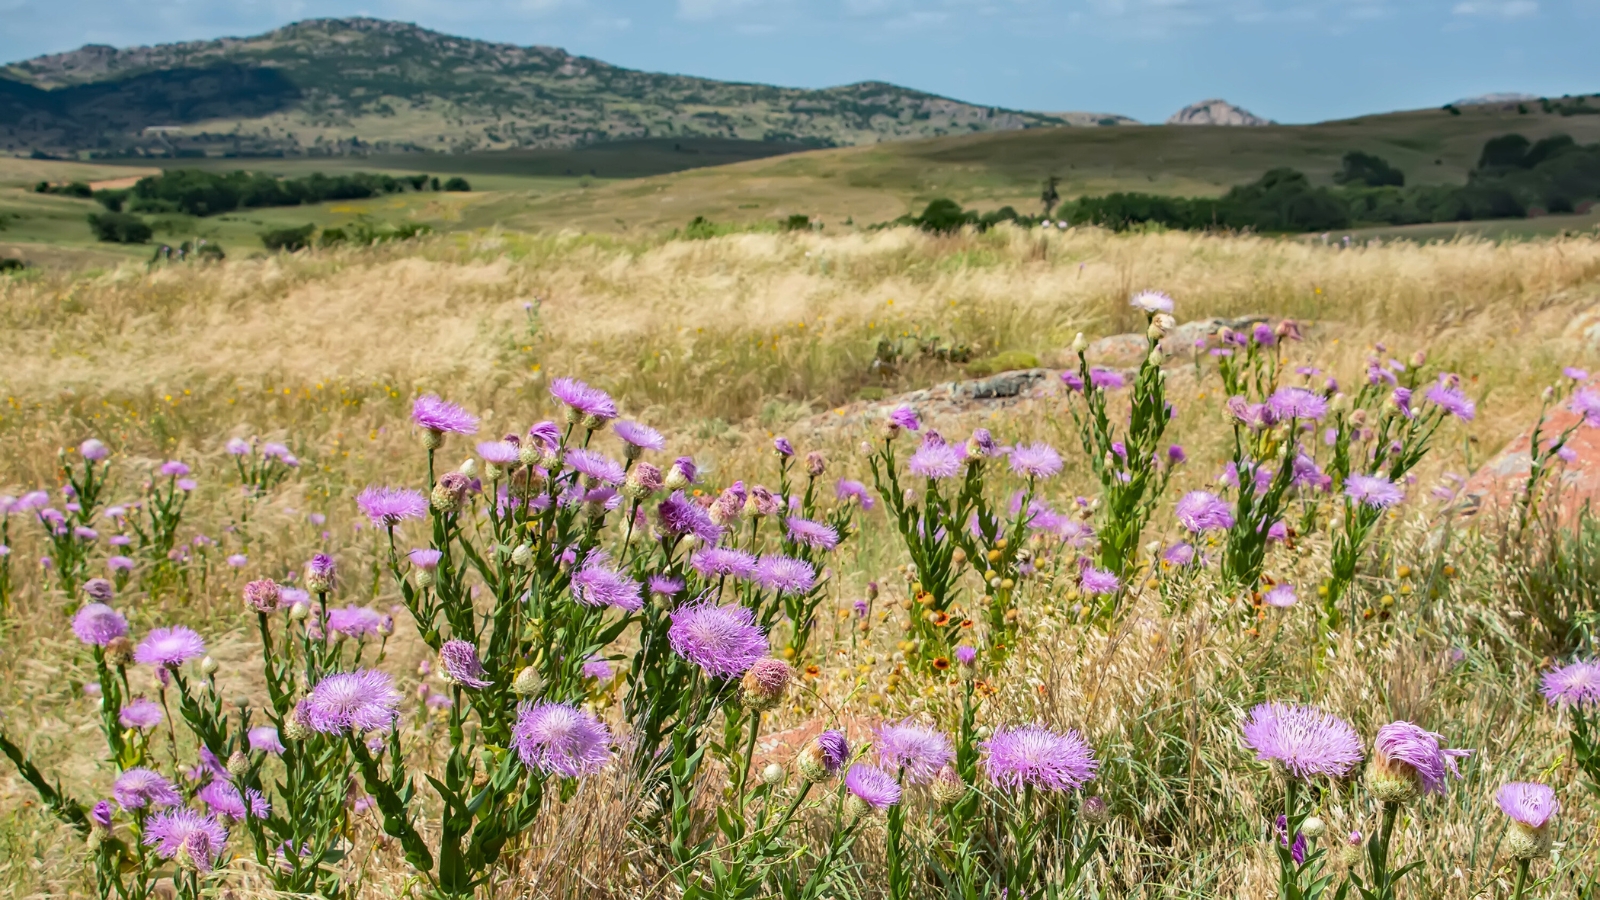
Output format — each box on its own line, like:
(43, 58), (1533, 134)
(1460, 405), (1600, 522)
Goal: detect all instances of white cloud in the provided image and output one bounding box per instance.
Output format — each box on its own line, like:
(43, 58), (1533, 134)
(676, 0), (760, 20)
(1451, 0), (1537, 16)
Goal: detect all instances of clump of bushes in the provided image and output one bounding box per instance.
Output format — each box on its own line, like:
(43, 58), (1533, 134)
(260, 220), (433, 252)
(260, 224), (317, 252)
(125, 169), (463, 218)
(34, 181), (93, 198)
(87, 212), (152, 244)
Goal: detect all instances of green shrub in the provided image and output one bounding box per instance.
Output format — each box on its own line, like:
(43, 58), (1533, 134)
(1334, 151), (1405, 187)
(0, 259), (26, 273)
(442, 177), (471, 192)
(319, 227), (349, 248)
(87, 212), (152, 244)
(260, 223), (316, 252)
(914, 198), (974, 233)
(684, 216), (719, 240)
(781, 214), (811, 232)
(93, 189), (129, 212)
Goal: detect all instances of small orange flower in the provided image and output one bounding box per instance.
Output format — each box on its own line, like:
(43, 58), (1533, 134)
(932, 657), (951, 671)
(959, 618), (974, 630)
(803, 664), (821, 680)
(932, 611), (951, 627)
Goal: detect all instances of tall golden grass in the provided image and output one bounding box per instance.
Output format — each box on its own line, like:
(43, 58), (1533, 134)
(1, 225), (1598, 898)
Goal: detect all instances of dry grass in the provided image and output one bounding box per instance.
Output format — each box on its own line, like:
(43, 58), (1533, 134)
(1, 225), (1598, 898)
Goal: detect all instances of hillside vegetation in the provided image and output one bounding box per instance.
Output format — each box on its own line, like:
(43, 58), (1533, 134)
(0, 18), (1105, 157)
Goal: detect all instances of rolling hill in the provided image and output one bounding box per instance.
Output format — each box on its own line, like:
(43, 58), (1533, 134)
(0, 17), (1129, 158)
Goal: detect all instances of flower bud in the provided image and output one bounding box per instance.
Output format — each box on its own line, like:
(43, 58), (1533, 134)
(200, 656), (219, 677)
(431, 472), (470, 513)
(458, 458), (478, 479)
(842, 793), (870, 824)
(1147, 348), (1163, 367)
(930, 764), (966, 806)
(622, 462), (663, 500)
(282, 708), (311, 741)
(227, 751), (251, 780)
(511, 543), (533, 567)
(761, 763), (785, 786)
(1070, 332), (1088, 354)
(805, 451), (826, 478)
(512, 666), (542, 696)
(1301, 816), (1326, 838)
(740, 658), (793, 711)
(1081, 795), (1109, 825)
(244, 579), (281, 614)
(378, 616), (395, 637)
(288, 601), (310, 622)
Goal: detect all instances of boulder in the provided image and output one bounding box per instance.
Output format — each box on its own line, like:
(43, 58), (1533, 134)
(1166, 100), (1273, 127)
(1459, 405), (1600, 522)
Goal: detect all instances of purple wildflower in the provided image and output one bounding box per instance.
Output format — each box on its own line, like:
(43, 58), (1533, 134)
(1242, 703), (1362, 780)
(888, 405), (921, 432)
(119, 698), (163, 730)
(248, 726), (285, 755)
(1268, 387), (1327, 421)
(1009, 442), (1063, 478)
(1162, 542), (1196, 567)
(981, 725), (1099, 792)
(550, 377), (618, 425)
(1061, 371), (1085, 392)
(1425, 378), (1476, 422)
(657, 491), (722, 543)
(1572, 389), (1600, 427)
(582, 656), (615, 681)
(1345, 474), (1405, 509)
(134, 626), (206, 669)
(648, 574), (685, 596)
(756, 555), (817, 595)
(614, 420), (666, 452)
(512, 702), (612, 777)
(159, 461), (190, 478)
(571, 561), (644, 611)
(72, 603), (128, 646)
(1079, 565), (1119, 596)
(199, 781), (270, 820)
(1371, 721), (1471, 796)
(1541, 659), (1600, 706)
(108, 556), (135, 572)
(412, 395), (479, 436)
(1167, 444), (1188, 465)
(1130, 290), (1174, 313)
(1496, 782), (1558, 829)
(844, 764), (901, 810)
(326, 606), (384, 639)
(80, 439), (110, 462)
(565, 448), (625, 486)
(668, 600), (768, 677)
(1565, 366), (1589, 381)
(1089, 368), (1125, 390)
(142, 809), (229, 871)
(690, 546), (759, 579)
(876, 720), (954, 784)
(908, 442), (962, 479)
(773, 436), (795, 457)
(113, 768), (181, 810)
(439, 639), (492, 688)
(1175, 490), (1234, 533)
(477, 440), (521, 466)
(90, 800), (113, 830)
(300, 670), (402, 735)
(955, 645), (978, 666)
(835, 479), (875, 509)
(786, 516), (840, 551)
(1263, 584), (1297, 608)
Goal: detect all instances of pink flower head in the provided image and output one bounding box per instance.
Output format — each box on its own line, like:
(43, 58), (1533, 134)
(785, 516), (840, 551)
(550, 377), (617, 425)
(1372, 721), (1472, 796)
(1241, 703), (1363, 781)
(134, 626), (206, 669)
(439, 639), (492, 688)
(412, 395), (479, 436)
(1496, 782), (1558, 829)
(300, 670), (401, 735)
(1541, 659), (1600, 707)
(142, 809), (229, 871)
(981, 725), (1099, 792)
(668, 599), (768, 678)
(1345, 474), (1404, 509)
(844, 763), (901, 809)
(357, 486), (428, 527)
(875, 720), (954, 784)
(614, 420), (665, 452)
(755, 555), (817, 596)
(72, 603), (128, 646)
(1175, 490), (1234, 533)
(512, 702), (612, 777)
(571, 561), (644, 611)
(1009, 442), (1063, 479)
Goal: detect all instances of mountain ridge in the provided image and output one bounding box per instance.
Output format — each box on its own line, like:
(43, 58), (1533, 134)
(0, 17), (1125, 157)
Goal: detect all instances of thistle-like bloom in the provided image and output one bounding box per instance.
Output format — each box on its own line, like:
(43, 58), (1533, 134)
(1162, 542), (1196, 567)
(773, 436), (795, 457)
(243, 579), (280, 614)
(248, 725), (285, 755)
(80, 438), (111, 462)
(888, 406), (921, 432)
(356, 486), (427, 527)
(113, 767), (181, 810)
(965, 428), (1001, 459)
(72, 602), (128, 646)
(876, 720), (954, 784)
(565, 448), (625, 486)
(439, 639), (492, 688)
(1009, 442), (1063, 478)
(160, 460), (190, 477)
(477, 440), (521, 466)
(955, 644), (978, 666)
(300, 670), (402, 735)
(785, 516), (840, 551)
(1241, 703), (1363, 781)
(613, 420), (665, 453)
(1570, 389), (1600, 427)
(690, 546), (758, 580)
(408, 548), (443, 571)
(648, 574), (685, 596)
(1497, 781), (1559, 859)
(797, 729), (851, 781)
(143, 808), (229, 871)
(134, 626), (206, 669)
(1089, 368), (1125, 390)
(657, 491), (721, 543)
(755, 555), (817, 596)
(1175, 490), (1234, 533)
(744, 484), (781, 517)
(1268, 386), (1327, 422)
(90, 800), (113, 831)
(582, 656), (615, 681)
(1345, 474), (1405, 509)
(909, 442), (963, 479)
(1079, 566), (1119, 596)
(981, 725), (1099, 792)
(835, 479), (875, 509)
(1540, 659), (1600, 706)
(305, 553), (337, 593)
(571, 561), (644, 611)
(550, 377), (618, 425)
(119, 698), (163, 730)
(668, 599), (768, 677)
(1130, 290), (1175, 314)
(844, 763), (902, 810)
(199, 781), (270, 821)
(709, 481), (747, 526)
(1369, 721), (1471, 799)
(325, 606), (383, 639)
(1264, 584), (1297, 608)
(741, 657), (793, 710)
(225, 437), (251, 456)
(412, 394), (480, 436)
(511, 702), (612, 777)
(665, 456), (698, 489)
(1425, 378), (1476, 422)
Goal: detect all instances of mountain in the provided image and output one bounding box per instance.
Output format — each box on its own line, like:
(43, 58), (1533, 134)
(0, 17), (1115, 157)
(1166, 99), (1273, 127)
(1454, 92), (1538, 106)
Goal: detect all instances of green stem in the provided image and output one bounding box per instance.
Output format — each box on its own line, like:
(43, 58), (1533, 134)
(1512, 857), (1530, 900)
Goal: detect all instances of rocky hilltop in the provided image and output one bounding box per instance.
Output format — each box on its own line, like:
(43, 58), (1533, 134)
(1165, 99), (1273, 126)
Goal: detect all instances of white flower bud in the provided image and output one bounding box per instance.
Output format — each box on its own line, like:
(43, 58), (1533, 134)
(200, 656), (219, 677)
(458, 458), (478, 479)
(761, 763), (784, 786)
(1070, 332), (1089, 354)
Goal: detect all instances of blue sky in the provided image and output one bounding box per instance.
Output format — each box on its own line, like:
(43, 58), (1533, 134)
(1, 0), (1595, 123)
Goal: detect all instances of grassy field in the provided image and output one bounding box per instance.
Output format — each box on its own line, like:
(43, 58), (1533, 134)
(2, 226), (1600, 897)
